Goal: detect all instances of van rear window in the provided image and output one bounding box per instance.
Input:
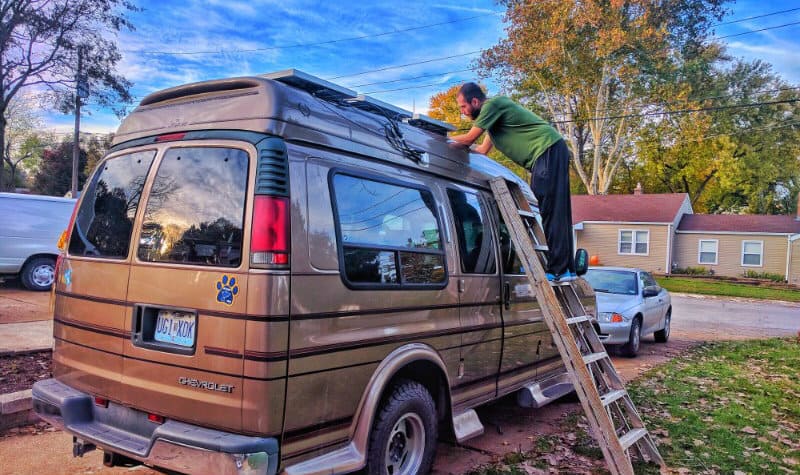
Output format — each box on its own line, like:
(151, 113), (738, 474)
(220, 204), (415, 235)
(69, 150), (156, 259)
(137, 147), (248, 268)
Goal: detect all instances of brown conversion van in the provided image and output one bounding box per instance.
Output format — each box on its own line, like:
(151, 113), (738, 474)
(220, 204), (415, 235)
(32, 70), (596, 475)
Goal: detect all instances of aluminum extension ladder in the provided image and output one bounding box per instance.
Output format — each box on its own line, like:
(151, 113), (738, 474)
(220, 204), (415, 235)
(489, 177), (665, 475)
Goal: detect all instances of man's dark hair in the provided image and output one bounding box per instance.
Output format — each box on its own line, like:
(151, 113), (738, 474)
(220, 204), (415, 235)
(459, 82), (486, 102)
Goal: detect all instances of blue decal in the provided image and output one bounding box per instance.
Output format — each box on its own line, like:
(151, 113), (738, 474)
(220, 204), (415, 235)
(216, 275), (239, 306)
(64, 269), (72, 286)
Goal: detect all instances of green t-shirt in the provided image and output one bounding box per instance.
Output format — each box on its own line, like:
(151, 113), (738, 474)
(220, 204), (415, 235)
(474, 96), (562, 169)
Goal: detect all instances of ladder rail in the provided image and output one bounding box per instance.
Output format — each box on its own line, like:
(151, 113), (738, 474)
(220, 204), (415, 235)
(489, 177), (664, 474)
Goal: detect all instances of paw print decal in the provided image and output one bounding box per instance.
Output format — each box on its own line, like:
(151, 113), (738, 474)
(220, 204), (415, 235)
(216, 275), (239, 306)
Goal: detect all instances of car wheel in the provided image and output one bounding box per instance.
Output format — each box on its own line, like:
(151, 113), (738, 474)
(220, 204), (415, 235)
(620, 317), (641, 357)
(366, 379), (437, 475)
(654, 309), (671, 343)
(20, 257), (56, 291)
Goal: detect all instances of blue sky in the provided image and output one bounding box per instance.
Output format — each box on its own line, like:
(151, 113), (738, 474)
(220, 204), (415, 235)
(40, 0), (800, 134)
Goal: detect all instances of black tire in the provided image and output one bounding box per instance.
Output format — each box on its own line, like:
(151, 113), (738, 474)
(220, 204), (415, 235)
(654, 309), (671, 343)
(20, 256), (56, 291)
(620, 317), (642, 357)
(366, 379), (438, 475)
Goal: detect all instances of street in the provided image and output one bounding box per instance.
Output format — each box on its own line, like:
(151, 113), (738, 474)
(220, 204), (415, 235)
(0, 283), (798, 475)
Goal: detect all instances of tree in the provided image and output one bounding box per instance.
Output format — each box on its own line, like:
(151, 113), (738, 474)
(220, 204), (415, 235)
(83, 133), (114, 177)
(0, 0), (137, 192)
(32, 141), (87, 196)
(480, 0), (728, 194)
(0, 96), (42, 191)
(627, 60), (800, 213)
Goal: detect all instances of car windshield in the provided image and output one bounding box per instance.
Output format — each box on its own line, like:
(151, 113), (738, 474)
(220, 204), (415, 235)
(584, 269), (638, 295)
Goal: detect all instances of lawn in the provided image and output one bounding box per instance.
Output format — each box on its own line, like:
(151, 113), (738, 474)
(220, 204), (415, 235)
(656, 276), (800, 303)
(466, 339), (800, 474)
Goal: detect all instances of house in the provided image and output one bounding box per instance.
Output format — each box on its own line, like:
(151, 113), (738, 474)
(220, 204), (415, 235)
(571, 187), (692, 274)
(675, 214), (800, 285)
(571, 186), (800, 284)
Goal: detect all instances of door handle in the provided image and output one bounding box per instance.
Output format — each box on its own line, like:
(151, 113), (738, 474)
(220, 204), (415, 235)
(503, 283), (511, 310)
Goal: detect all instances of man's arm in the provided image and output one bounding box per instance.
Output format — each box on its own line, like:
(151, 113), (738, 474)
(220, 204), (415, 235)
(473, 134), (493, 155)
(450, 126), (484, 146)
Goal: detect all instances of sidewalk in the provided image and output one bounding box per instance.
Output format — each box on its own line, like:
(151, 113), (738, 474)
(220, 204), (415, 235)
(0, 281), (53, 355)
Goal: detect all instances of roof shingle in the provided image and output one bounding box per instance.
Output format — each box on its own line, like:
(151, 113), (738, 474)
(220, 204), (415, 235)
(677, 214), (800, 234)
(571, 193), (689, 225)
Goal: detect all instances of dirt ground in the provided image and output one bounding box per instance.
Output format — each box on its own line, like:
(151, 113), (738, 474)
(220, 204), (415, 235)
(0, 279), (51, 324)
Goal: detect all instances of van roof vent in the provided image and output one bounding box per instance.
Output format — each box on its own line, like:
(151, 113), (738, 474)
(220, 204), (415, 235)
(262, 69), (455, 136)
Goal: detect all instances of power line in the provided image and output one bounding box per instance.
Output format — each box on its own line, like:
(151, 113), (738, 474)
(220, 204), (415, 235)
(553, 98), (800, 124)
(717, 20), (800, 39)
(716, 7), (800, 25)
(125, 13), (500, 56)
(327, 51), (481, 79)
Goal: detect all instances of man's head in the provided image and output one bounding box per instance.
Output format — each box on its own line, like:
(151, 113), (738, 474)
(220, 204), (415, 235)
(457, 82), (486, 120)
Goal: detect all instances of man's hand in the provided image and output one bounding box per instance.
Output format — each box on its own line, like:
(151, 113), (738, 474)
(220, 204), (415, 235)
(450, 126), (484, 146)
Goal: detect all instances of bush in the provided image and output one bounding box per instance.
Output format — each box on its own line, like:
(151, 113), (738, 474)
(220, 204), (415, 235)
(742, 270), (785, 283)
(672, 266), (713, 276)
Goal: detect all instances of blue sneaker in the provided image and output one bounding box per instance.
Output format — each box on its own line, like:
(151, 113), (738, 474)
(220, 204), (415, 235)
(545, 272), (556, 282)
(559, 272), (577, 282)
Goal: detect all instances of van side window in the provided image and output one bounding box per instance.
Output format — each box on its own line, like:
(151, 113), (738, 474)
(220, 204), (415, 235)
(332, 174), (445, 287)
(137, 147), (249, 268)
(447, 189), (496, 274)
(497, 220), (524, 275)
(69, 150), (157, 259)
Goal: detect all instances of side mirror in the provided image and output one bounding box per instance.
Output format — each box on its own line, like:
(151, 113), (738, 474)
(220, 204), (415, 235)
(575, 248), (589, 276)
(642, 286), (659, 298)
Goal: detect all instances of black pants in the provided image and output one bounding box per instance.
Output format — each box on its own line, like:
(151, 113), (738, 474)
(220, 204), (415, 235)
(531, 139), (575, 276)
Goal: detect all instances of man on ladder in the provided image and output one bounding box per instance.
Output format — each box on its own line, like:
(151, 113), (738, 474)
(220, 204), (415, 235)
(450, 82), (576, 282)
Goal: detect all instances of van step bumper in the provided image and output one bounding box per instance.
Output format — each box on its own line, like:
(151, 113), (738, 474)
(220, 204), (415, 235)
(32, 378), (278, 475)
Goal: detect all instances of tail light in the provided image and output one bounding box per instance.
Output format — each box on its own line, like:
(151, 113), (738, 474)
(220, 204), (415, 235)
(147, 413), (165, 424)
(57, 202), (80, 251)
(250, 195), (290, 268)
(94, 397), (109, 407)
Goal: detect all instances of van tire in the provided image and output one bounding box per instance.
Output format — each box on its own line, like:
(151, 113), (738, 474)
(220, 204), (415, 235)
(20, 257), (56, 291)
(366, 379), (437, 475)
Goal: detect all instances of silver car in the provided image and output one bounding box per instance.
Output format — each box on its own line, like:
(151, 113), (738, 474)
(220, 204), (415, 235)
(583, 266), (672, 357)
(0, 193), (76, 290)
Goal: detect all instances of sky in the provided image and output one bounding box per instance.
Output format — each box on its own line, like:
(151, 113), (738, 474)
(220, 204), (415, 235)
(38, 0), (800, 135)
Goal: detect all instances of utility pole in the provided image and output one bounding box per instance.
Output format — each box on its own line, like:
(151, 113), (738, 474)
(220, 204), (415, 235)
(71, 47), (85, 198)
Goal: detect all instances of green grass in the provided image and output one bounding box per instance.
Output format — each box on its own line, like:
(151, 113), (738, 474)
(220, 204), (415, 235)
(657, 276), (800, 302)
(467, 339), (800, 475)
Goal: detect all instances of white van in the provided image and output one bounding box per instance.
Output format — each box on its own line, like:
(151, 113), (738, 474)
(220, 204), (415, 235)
(0, 192), (76, 290)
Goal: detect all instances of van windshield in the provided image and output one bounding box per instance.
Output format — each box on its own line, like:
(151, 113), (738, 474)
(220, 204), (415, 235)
(69, 150), (157, 259)
(137, 146), (249, 268)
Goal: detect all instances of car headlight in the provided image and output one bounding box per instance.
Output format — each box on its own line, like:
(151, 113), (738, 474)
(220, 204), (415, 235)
(598, 312), (624, 323)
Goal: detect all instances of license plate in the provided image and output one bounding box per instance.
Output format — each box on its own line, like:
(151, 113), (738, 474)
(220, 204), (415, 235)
(154, 310), (196, 347)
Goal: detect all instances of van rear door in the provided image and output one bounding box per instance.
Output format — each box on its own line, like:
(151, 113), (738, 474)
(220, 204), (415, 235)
(122, 143), (255, 433)
(55, 150), (157, 404)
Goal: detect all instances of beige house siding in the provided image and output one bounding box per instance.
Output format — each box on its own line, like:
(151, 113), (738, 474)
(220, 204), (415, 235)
(790, 239), (800, 286)
(674, 233), (789, 278)
(576, 223), (669, 273)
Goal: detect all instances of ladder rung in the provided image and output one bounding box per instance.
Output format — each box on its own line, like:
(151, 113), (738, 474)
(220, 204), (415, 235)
(619, 428), (648, 450)
(600, 389), (627, 407)
(518, 209), (536, 219)
(534, 244), (549, 252)
(582, 351), (608, 365)
(566, 315), (591, 325)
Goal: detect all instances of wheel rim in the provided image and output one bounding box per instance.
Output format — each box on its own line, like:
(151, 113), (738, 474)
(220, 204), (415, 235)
(384, 412), (426, 475)
(31, 264), (54, 287)
(632, 322), (640, 351)
(664, 312), (671, 339)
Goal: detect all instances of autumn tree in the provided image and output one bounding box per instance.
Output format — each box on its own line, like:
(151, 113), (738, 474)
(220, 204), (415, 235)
(480, 0), (727, 194)
(0, 0), (137, 192)
(0, 96), (41, 190)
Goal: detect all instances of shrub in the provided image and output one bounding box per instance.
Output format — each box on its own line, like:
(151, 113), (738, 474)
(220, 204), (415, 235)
(672, 266), (713, 276)
(742, 270), (785, 282)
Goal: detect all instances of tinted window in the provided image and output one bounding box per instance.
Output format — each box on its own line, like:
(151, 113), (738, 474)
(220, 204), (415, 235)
(333, 174), (445, 287)
(447, 189), (495, 274)
(138, 147), (248, 267)
(69, 151), (156, 258)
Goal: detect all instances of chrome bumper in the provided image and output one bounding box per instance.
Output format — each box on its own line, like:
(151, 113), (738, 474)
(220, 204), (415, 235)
(32, 378), (278, 475)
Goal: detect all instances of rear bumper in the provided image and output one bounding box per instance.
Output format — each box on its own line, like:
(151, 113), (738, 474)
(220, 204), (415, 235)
(32, 378), (278, 475)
